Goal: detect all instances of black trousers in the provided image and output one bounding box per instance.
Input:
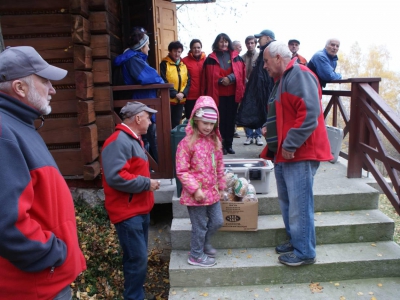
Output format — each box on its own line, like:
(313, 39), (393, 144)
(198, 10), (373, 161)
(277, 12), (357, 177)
(218, 95), (238, 149)
(170, 103), (184, 130)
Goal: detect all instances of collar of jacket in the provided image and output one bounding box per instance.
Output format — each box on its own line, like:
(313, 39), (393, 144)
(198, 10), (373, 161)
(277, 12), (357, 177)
(0, 91), (41, 128)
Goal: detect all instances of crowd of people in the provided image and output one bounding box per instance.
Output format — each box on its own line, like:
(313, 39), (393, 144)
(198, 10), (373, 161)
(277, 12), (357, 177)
(0, 25), (342, 299)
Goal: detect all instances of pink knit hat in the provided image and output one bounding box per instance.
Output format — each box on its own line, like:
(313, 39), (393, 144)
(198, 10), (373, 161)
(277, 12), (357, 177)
(193, 107), (218, 123)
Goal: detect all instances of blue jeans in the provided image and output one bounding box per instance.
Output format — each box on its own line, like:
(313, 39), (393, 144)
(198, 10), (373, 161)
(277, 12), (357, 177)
(244, 127), (262, 138)
(53, 285), (72, 300)
(187, 202), (223, 258)
(274, 160), (320, 259)
(115, 214), (150, 300)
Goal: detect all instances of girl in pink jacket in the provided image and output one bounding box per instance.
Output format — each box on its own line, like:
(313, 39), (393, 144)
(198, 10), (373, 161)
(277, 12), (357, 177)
(176, 96), (226, 267)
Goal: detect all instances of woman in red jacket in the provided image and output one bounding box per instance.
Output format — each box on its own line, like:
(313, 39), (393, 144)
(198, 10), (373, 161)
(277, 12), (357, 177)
(201, 33), (246, 155)
(182, 39), (206, 119)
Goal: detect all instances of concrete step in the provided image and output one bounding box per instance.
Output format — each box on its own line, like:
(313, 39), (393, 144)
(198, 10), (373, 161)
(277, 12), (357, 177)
(169, 241), (400, 288)
(171, 209), (394, 250)
(169, 277), (400, 300)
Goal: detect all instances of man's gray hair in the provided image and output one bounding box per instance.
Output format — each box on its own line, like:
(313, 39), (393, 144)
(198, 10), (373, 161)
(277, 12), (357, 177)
(0, 74), (34, 93)
(267, 41), (292, 63)
(232, 40), (241, 46)
(325, 38), (340, 47)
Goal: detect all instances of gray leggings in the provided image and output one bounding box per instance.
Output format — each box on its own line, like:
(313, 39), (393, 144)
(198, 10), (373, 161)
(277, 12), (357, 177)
(187, 202), (224, 258)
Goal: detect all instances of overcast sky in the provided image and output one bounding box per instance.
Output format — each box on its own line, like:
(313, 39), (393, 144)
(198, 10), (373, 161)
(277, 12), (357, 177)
(177, 0), (400, 72)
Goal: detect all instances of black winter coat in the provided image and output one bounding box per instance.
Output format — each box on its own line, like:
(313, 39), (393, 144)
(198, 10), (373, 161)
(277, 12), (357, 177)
(236, 42), (275, 129)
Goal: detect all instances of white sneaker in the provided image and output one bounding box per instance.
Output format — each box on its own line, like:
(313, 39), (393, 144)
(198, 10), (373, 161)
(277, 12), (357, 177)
(256, 136), (264, 146)
(244, 137), (253, 145)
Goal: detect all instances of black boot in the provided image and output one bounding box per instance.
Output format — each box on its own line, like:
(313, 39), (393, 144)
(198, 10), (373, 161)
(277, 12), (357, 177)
(226, 147), (235, 154)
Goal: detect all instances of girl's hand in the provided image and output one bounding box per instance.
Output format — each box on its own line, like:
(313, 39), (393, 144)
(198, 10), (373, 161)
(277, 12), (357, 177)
(194, 188), (205, 202)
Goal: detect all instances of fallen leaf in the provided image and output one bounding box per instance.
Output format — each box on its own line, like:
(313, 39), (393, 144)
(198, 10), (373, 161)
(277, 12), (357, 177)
(368, 292), (374, 295)
(377, 283), (383, 287)
(254, 294), (259, 298)
(316, 212), (322, 215)
(247, 254), (252, 259)
(264, 288), (270, 292)
(377, 253), (382, 257)
(371, 297), (377, 300)
(227, 249), (232, 255)
(357, 292), (364, 295)
(183, 289), (187, 292)
(340, 297), (346, 300)
(371, 243), (376, 247)
(335, 283), (340, 286)
(171, 291), (177, 295)
(240, 250), (247, 253)
(309, 282), (323, 293)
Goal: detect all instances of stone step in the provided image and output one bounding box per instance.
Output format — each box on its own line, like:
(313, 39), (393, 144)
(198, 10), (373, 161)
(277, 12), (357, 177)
(169, 241), (400, 288)
(169, 277), (400, 300)
(172, 160), (380, 219)
(171, 209), (394, 250)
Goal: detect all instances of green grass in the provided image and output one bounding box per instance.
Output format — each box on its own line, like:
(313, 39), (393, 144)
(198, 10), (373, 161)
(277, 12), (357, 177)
(379, 194), (400, 245)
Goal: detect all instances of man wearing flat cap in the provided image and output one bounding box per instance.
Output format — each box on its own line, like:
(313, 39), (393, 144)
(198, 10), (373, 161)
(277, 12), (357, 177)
(101, 101), (161, 300)
(0, 46), (86, 299)
(288, 39), (307, 65)
(236, 29), (275, 140)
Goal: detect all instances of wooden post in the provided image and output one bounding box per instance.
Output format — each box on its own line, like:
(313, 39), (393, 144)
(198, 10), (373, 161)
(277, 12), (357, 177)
(0, 18), (5, 51)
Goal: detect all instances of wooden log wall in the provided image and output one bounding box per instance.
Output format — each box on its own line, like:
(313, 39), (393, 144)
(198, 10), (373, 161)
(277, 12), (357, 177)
(0, 0), (122, 182)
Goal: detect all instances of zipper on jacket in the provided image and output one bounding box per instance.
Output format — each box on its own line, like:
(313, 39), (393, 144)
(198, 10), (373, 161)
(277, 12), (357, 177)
(48, 267), (55, 279)
(177, 65), (182, 101)
(128, 193), (133, 203)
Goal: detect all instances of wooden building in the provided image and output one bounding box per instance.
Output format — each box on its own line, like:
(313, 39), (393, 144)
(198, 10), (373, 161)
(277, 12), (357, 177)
(0, 0), (182, 186)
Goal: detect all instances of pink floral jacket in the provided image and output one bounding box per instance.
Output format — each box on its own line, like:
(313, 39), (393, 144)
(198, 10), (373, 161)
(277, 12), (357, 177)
(176, 96), (226, 206)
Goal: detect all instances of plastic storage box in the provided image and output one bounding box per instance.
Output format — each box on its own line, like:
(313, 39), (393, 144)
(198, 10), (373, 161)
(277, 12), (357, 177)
(223, 158), (274, 194)
(326, 125), (344, 163)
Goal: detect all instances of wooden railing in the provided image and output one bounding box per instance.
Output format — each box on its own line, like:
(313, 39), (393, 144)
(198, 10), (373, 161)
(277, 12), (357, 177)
(323, 78), (400, 214)
(112, 83), (174, 179)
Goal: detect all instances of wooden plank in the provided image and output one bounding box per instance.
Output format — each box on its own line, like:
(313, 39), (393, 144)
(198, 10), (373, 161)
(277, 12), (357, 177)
(89, 11), (120, 36)
(93, 86), (113, 112)
(71, 15), (91, 45)
(1, 15), (72, 36)
(80, 124), (99, 163)
(77, 100), (96, 125)
(4, 37), (73, 60)
(83, 161), (101, 180)
(89, 0), (120, 19)
(96, 115), (114, 142)
(53, 63), (75, 86)
(0, 0), (69, 12)
(75, 71), (93, 100)
(70, 0), (89, 18)
(74, 45), (92, 70)
(52, 89), (78, 114)
(90, 34), (110, 59)
(36, 118), (79, 144)
(51, 148), (83, 176)
(93, 59), (111, 85)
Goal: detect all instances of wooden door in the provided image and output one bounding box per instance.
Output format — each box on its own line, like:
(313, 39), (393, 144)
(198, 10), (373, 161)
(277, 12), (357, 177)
(153, 0), (178, 72)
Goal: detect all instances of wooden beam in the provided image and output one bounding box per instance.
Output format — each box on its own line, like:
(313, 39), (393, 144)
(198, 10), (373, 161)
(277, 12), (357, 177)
(70, 0), (89, 18)
(1, 15), (71, 36)
(74, 45), (92, 70)
(89, 0), (120, 19)
(93, 86), (113, 112)
(80, 123), (99, 163)
(51, 148), (83, 176)
(53, 62), (75, 86)
(92, 59), (111, 85)
(96, 115), (115, 142)
(36, 118), (79, 144)
(89, 11), (120, 36)
(52, 89), (78, 114)
(4, 37), (73, 60)
(0, 1), (69, 12)
(83, 161), (101, 180)
(77, 100), (96, 125)
(90, 34), (110, 59)
(71, 15), (90, 45)
(75, 71), (93, 100)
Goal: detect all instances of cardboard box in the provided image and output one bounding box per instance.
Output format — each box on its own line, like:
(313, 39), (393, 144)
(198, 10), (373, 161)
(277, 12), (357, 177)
(224, 159), (274, 194)
(219, 201), (258, 231)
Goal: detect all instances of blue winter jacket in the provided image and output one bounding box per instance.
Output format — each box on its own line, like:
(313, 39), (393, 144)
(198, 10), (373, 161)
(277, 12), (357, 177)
(114, 49), (164, 122)
(307, 48), (342, 88)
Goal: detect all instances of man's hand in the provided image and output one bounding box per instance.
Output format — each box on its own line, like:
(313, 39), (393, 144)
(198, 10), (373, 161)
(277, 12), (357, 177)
(282, 148), (295, 160)
(194, 188), (205, 202)
(261, 126), (267, 137)
(221, 77), (231, 86)
(176, 93), (184, 101)
(149, 179), (161, 191)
